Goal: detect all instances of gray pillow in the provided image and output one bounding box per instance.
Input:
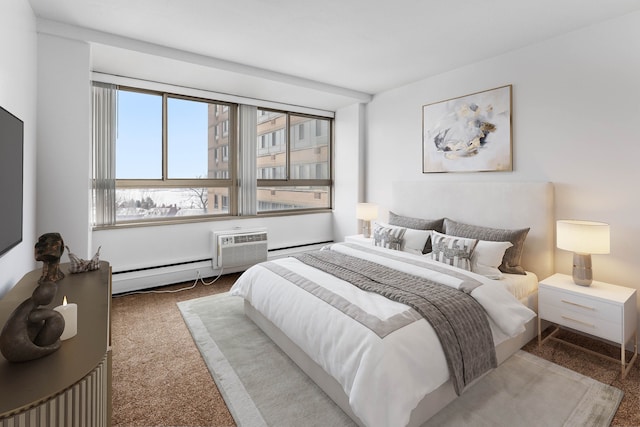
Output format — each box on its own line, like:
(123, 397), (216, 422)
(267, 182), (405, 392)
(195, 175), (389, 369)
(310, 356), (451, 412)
(443, 218), (529, 275)
(388, 212), (444, 253)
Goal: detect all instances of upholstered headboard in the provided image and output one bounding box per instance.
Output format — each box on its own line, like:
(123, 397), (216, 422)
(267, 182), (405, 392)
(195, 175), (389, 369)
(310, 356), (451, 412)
(391, 181), (554, 280)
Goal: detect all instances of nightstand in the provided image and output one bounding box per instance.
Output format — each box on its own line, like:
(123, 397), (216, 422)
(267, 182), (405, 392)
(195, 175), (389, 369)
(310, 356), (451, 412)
(538, 273), (638, 378)
(345, 234), (374, 245)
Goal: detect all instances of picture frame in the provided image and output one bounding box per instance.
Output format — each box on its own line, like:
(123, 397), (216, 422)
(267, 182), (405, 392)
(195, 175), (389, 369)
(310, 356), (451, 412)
(422, 85), (512, 173)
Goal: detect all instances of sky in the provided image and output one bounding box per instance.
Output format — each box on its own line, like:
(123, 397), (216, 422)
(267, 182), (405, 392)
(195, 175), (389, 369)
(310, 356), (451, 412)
(116, 90), (209, 179)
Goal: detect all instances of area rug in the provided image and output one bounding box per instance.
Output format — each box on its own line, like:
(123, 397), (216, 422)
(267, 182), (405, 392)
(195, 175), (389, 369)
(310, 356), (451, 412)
(178, 293), (623, 427)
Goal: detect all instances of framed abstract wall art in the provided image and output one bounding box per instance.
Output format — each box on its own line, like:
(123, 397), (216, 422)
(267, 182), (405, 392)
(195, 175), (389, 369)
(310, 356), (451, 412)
(422, 85), (512, 173)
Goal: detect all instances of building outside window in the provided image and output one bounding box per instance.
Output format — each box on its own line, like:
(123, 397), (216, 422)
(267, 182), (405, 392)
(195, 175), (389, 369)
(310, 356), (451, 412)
(256, 109), (332, 212)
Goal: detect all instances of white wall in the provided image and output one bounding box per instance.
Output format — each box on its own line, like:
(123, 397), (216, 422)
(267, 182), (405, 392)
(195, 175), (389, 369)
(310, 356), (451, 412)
(95, 212), (332, 293)
(37, 34), (92, 256)
(94, 213), (332, 273)
(333, 103), (367, 241)
(361, 12), (640, 293)
(0, 0), (38, 297)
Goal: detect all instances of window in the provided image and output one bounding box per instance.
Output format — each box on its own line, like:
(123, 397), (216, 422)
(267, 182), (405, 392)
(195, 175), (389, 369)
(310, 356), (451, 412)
(256, 109), (332, 212)
(109, 88), (235, 224)
(92, 83), (333, 226)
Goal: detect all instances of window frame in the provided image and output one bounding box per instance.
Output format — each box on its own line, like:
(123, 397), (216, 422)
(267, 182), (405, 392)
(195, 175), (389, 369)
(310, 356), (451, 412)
(94, 83), (334, 229)
(114, 87), (238, 225)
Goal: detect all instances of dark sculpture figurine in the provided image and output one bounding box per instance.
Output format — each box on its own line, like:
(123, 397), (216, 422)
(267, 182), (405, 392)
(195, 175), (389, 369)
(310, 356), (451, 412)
(0, 233), (68, 362)
(0, 280), (65, 362)
(35, 233), (65, 283)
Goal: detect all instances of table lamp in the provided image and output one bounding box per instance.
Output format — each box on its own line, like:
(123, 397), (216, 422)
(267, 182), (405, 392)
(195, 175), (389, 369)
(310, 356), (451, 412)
(556, 220), (610, 286)
(356, 203), (378, 238)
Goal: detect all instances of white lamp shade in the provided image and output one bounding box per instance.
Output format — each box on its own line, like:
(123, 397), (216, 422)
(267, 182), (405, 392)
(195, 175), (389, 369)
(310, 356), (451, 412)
(356, 203), (378, 220)
(556, 220), (610, 254)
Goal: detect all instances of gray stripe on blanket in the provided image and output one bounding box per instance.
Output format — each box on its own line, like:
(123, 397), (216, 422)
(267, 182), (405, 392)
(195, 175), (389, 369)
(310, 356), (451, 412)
(260, 262), (423, 338)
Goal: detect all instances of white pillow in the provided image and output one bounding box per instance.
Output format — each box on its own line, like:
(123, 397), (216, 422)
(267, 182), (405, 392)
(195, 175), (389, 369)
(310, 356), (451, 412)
(471, 240), (514, 279)
(402, 228), (433, 255)
(374, 222), (431, 255)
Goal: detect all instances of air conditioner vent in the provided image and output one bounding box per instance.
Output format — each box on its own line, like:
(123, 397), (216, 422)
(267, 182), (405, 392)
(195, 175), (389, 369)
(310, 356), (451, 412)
(231, 233), (267, 244)
(212, 229), (268, 269)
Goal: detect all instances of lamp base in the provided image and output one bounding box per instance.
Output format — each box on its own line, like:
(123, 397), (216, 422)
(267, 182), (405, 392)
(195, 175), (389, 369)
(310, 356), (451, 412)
(361, 221), (372, 239)
(572, 253), (593, 286)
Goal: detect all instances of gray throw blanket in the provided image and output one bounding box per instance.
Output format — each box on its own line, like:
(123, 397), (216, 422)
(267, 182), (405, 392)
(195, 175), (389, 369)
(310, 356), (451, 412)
(294, 250), (497, 395)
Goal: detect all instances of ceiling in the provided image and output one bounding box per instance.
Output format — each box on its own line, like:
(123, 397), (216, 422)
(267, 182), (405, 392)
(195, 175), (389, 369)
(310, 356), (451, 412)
(28, 0), (640, 109)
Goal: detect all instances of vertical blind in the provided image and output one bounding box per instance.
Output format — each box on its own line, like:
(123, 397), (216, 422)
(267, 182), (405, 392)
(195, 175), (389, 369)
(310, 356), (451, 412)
(92, 82), (117, 226)
(238, 104), (257, 215)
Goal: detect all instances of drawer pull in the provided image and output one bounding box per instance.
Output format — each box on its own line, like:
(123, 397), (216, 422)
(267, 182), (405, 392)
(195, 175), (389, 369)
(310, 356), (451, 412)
(561, 299), (595, 310)
(561, 315), (594, 327)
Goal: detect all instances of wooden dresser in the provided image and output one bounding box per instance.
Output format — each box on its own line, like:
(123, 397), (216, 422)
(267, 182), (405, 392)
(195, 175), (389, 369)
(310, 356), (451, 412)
(0, 261), (112, 426)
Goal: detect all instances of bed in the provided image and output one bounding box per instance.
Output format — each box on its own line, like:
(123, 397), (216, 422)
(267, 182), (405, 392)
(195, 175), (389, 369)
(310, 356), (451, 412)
(230, 181), (554, 427)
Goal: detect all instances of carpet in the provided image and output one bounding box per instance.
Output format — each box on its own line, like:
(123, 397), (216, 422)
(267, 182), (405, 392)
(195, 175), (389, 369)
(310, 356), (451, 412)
(178, 293), (623, 427)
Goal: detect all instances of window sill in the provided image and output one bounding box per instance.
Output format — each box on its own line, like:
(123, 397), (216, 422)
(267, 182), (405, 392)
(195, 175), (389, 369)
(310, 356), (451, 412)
(92, 208), (333, 231)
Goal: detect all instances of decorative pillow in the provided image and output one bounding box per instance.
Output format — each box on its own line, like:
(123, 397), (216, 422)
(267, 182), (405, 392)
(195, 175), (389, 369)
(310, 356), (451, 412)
(430, 231), (478, 271)
(444, 219), (530, 275)
(471, 240), (513, 279)
(372, 223), (406, 251)
(388, 212), (445, 253)
(374, 222), (431, 255)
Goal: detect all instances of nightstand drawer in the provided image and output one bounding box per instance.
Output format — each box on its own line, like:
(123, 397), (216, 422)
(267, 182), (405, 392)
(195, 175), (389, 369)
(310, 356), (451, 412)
(539, 303), (623, 342)
(539, 286), (622, 324)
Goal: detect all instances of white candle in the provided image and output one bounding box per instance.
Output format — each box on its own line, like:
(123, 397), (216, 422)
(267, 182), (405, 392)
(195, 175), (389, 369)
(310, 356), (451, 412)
(54, 296), (78, 341)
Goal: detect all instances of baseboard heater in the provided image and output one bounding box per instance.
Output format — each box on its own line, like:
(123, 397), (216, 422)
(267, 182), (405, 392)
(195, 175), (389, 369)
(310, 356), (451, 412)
(268, 241), (332, 253)
(111, 240), (332, 294)
(266, 241), (333, 260)
(113, 258), (211, 275)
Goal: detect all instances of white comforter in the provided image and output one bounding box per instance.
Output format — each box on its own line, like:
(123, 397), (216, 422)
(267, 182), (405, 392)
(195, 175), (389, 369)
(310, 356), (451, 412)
(230, 243), (535, 427)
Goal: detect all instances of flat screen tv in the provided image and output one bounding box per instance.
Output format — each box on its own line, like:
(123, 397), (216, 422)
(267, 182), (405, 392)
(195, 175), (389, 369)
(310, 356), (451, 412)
(0, 105), (23, 258)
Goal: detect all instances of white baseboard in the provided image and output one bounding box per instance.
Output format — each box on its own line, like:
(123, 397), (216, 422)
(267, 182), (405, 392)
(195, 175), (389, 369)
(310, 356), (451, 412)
(111, 242), (331, 294)
(265, 242), (330, 260)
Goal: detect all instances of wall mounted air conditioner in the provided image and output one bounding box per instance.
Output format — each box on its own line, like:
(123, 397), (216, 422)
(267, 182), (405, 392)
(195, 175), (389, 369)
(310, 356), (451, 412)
(212, 228), (268, 269)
